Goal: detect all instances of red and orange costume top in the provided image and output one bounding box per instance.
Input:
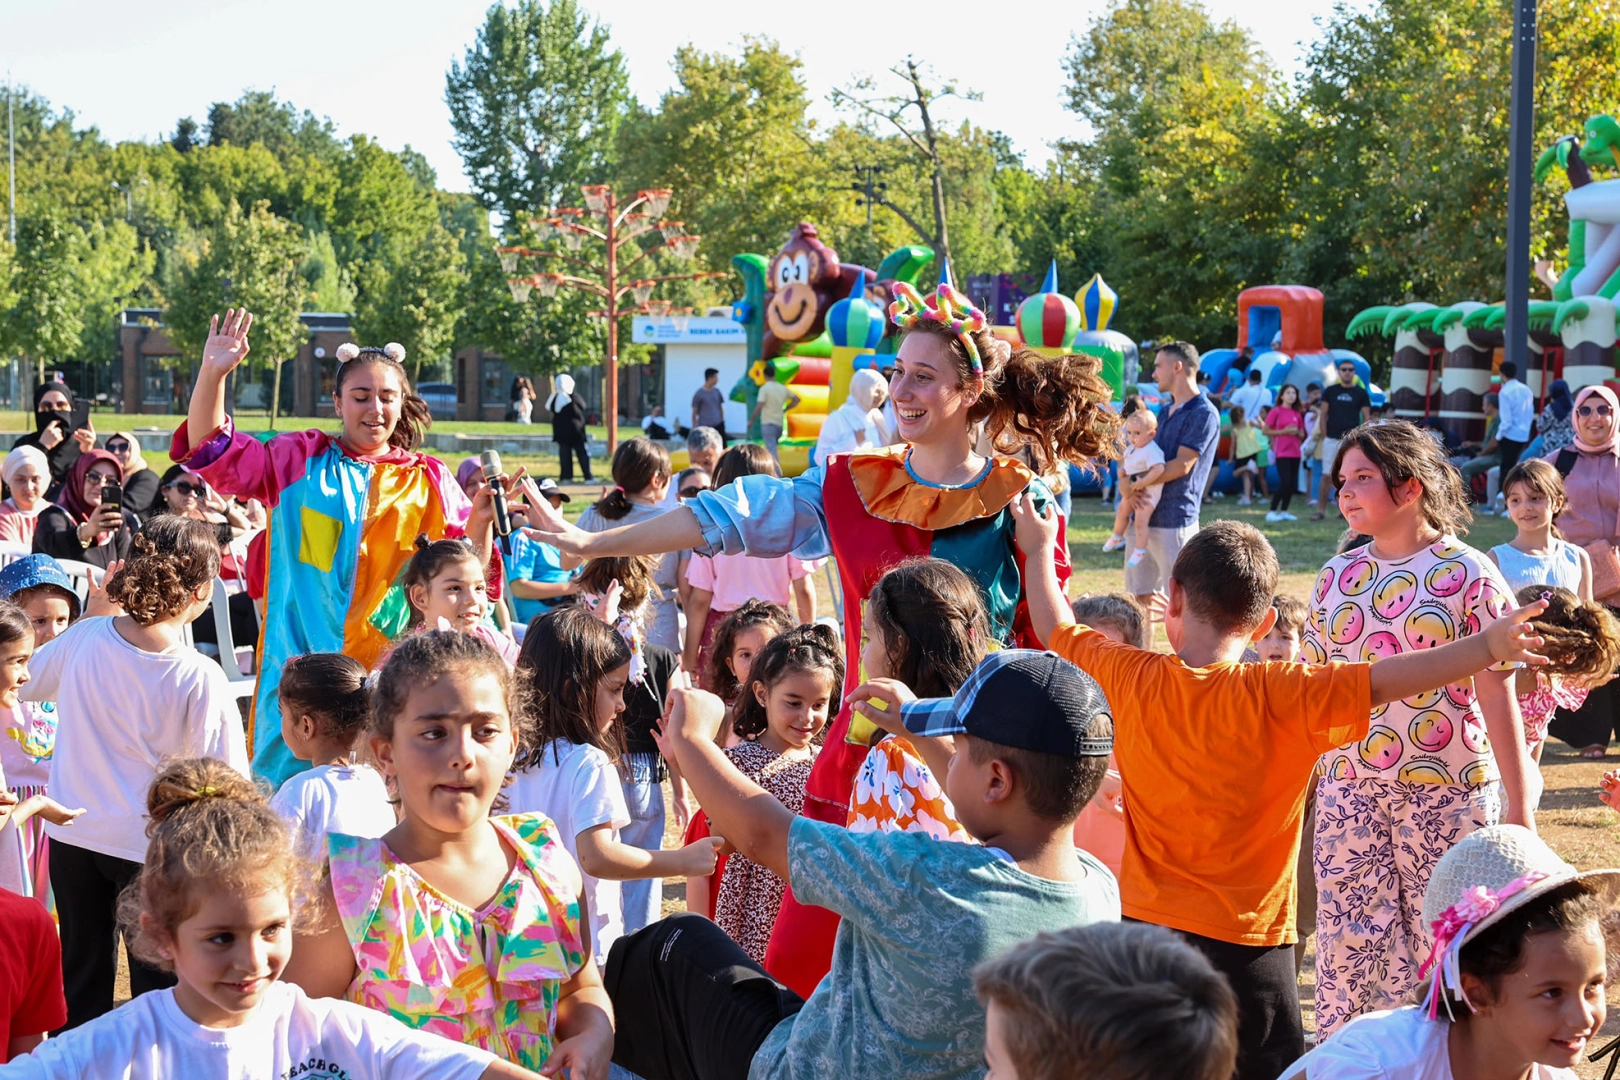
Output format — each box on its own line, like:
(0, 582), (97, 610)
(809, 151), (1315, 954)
(684, 443), (1070, 996)
(172, 419), (481, 788)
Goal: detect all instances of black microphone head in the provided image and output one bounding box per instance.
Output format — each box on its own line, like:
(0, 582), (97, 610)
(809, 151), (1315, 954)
(480, 449), (503, 478)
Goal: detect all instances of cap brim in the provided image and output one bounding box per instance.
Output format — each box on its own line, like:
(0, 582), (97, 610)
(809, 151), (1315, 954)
(901, 697), (969, 739)
(1464, 867), (1620, 946)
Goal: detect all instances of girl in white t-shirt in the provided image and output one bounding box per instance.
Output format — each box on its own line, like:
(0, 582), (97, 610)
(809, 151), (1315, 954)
(0, 756), (537, 1079)
(269, 653), (394, 858)
(24, 515), (249, 1030)
(507, 606), (721, 964)
(1283, 824), (1620, 1080)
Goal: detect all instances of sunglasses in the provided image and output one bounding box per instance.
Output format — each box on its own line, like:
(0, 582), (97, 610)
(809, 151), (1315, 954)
(1580, 403), (1615, 418)
(84, 471), (117, 488)
(169, 482), (206, 497)
(105, 442), (130, 453)
(679, 485), (710, 499)
(1338, 367), (1356, 374)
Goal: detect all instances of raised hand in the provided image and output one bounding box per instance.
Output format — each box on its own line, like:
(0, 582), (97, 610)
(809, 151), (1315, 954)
(847, 677), (917, 737)
(587, 579), (623, 625)
(84, 559), (126, 618)
(521, 481), (592, 556)
(72, 420), (95, 453)
(1484, 599), (1551, 666)
(1010, 491), (1061, 557)
(200, 309), (254, 378)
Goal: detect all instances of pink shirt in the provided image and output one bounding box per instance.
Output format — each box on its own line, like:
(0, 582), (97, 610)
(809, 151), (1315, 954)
(0, 500), (44, 546)
(1548, 448), (1620, 548)
(686, 551), (816, 611)
(1263, 406), (1305, 459)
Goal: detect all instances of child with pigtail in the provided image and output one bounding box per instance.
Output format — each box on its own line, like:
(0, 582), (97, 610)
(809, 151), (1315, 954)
(176, 313), (513, 787)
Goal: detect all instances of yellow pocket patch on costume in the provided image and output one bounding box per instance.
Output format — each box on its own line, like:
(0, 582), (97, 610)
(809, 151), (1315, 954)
(299, 505), (342, 572)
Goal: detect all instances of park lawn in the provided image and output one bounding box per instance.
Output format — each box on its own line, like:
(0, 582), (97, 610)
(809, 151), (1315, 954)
(0, 410), (612, 441)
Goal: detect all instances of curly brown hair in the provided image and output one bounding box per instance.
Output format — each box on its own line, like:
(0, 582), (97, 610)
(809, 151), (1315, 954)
(335, 349), (432, 452)
(575, 555), (662, 614)
(867, 558), (989, 698)
(118, 757), (307, 972)
(1330, 420), (1472, 538)
(1514, 585), (1620, 687)
(704, 599), (795, 701)
(108, 516), (221, 625)
(731, 621), (844, 741)
(900, 319), (1122, 473)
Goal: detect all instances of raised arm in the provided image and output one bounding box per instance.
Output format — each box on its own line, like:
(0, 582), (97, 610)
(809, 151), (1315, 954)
(1011, 493), (1072, 647)
(186, 310), (252, 448)
(1366, 600), (1548, 705)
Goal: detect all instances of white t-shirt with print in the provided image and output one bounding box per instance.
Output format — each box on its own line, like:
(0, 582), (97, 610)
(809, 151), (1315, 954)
(505, 739), (631, 965)
(1303, 538), (1513, 786)
(0, 980), (495, 1080)
(24, 617), (249, 862)
(269, 762), (396, 861)
(1280, 1005), (1576, 1079)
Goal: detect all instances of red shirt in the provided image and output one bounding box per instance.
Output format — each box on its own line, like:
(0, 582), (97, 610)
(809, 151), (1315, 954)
(0, 888), (65, 1061)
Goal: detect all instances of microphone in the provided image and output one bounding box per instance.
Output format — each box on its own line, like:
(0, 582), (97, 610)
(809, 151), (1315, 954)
(480, 450), (513, 544)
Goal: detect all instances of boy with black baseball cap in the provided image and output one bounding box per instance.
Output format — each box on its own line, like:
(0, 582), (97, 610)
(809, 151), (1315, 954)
(605, 653), (1119, 1080)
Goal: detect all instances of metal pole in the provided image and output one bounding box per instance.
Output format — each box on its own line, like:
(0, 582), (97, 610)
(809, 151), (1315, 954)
(7, 71), (15, 244)
(1503, 0), (1538, 376)
(605, 189), (619, 452)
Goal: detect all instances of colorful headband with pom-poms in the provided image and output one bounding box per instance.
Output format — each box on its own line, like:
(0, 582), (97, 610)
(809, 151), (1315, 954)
(335, 341), (408, 364)
(888, 282), (988, 374)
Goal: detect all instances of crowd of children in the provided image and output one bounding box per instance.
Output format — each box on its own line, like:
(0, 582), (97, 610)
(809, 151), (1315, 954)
(7, 298), (1620, 1080)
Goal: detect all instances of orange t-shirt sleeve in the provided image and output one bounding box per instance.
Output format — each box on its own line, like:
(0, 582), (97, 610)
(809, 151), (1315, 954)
(1048, 622), (1154, 704)
(1263, 660), (1373, 754)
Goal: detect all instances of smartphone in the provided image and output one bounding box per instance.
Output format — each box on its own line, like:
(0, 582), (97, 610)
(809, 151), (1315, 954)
(69, 400), (90, 435)
(100, 481), (122, 517)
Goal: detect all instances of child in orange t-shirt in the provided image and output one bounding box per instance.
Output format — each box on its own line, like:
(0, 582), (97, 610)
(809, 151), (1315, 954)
(1010, 497), (1547, 1080)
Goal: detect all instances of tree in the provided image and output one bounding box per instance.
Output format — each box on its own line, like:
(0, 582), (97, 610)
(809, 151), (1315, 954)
(445, 0), (630, 224)
(204, 90), (341, 161)
(0, 210), (84, 385)
(352, 220), (467, 382)
(832, 58), (980, 273)
(166, 200), (308, 426)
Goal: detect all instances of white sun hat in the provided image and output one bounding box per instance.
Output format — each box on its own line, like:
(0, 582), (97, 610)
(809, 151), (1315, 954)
(1418, 824), (1620, 1019)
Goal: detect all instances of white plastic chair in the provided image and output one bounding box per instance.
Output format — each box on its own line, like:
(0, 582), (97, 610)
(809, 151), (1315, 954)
(209, 578), (257, 700)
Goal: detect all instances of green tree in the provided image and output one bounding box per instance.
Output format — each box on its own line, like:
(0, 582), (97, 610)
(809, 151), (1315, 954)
(1, 210), (85, 385)
(166, 200), (309, 426)
(446, 0), (630, 223)
(352, 220), (467, 382)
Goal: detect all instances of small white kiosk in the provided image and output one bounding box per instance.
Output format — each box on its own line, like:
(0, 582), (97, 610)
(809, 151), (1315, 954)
(632, 315), (750, 434)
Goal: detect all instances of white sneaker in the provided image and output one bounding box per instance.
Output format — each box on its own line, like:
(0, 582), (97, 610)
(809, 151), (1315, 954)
(1238, 496), (1253, 506)
(1102, 535), (1127, 553)
(1281, 512), (1298, 521)
(1265, 511), (1282, 522)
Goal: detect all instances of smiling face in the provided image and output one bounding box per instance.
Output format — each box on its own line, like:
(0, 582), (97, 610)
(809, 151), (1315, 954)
(0, 633), (31, 709)
(371, 667), (516, 835)
(156, 883), (292, 1029)
(334, 360), (404, 454)
(1506, 481), (1558, 534)
(7, 460), (45, 511)
(1578, 396), (1617, 448)
(409, 555), (488, 631)
(1462, 921), (1607, 1072)
(890, 332), (977, 447)
(753, 667), (835, 751)
(764, 225), (837, 343)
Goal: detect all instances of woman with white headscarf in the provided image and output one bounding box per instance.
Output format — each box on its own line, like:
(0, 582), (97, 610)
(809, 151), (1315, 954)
(548, 372), (593, 483)
(0, 446), (52, 546)
(814, 368), (888, 462)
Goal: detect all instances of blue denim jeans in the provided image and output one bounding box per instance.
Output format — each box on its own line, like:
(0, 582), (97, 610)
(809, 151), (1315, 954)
(619, 752), (667, 935)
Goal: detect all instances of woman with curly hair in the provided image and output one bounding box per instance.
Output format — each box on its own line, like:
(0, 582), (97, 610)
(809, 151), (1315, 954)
(528, 282), (1120, 995)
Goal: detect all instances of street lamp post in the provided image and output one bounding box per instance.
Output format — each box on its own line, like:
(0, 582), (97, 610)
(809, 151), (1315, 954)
(497, 185), (725, 451)
(1503, 0), (1537, 374)
(110, 178), (148, 224)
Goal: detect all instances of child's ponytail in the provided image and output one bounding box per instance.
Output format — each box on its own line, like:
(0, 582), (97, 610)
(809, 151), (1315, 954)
(119, 757), (304, 972)
(401, 534), (481, 625)
(279, 653), (370, 745)
(593, 437), (672, 521)
(1516, 584), (1620, 687)
(731, 622), (845, 741)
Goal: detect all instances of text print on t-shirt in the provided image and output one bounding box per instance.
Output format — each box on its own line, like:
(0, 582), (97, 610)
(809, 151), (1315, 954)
(1304, 538), (1511, 786)
(283, 1057), (356, 1080)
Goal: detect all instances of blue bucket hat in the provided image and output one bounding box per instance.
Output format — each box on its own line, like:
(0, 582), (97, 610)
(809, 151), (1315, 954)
(0, 554), (82, 619)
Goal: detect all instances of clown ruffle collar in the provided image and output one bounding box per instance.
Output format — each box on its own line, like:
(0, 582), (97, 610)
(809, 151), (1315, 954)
(846, 446), (1035, 532)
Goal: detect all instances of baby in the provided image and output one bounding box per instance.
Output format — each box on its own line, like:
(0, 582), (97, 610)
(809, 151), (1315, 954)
(1103, 411), (1167, 569)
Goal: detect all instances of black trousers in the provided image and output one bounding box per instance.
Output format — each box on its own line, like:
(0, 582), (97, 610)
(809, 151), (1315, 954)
(605, 914), (804, 1080)
(1133, 920), (1303, 1080)
(50, 839), (176, 1031)
(1552, 672), (1620, 750)
(1498, 436), (1528, 482)
(557, 442), (593, 483)
(1271, 458), (1300, 513)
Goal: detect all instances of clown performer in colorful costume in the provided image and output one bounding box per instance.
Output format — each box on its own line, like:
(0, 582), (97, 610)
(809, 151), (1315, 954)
(528, 283), (1120, 996)
(173, 310), (507, 788)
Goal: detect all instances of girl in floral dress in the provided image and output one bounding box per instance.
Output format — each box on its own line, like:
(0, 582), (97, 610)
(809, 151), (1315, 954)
(281, 630), (613, 1077)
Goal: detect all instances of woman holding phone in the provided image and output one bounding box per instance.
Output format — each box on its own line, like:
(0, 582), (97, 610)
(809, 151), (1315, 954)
(31, 450), (135, 570)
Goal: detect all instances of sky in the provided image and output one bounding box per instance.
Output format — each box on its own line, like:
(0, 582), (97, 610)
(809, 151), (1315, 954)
(4, 0), (1352, 192)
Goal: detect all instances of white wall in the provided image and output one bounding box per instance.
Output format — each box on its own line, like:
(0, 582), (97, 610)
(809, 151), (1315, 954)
(663, 341), (750, 434)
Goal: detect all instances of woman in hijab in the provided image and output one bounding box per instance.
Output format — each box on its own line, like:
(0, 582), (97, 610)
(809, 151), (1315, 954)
(104, 430), (161, 519)
(0, 446), (52, 546)
(548, 372), (593, 483)
(31, 449), (134, 570)
(814, 367), (888, 461)
(1538, 378), (1576, 455)
(1547, 384), (1620, 756)
(455, 456), (483, 499)
(10, 382), (90, 489)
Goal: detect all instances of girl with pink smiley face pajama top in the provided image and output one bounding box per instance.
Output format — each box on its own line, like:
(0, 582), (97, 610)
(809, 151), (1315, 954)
(1303, 536), (1522, 1037)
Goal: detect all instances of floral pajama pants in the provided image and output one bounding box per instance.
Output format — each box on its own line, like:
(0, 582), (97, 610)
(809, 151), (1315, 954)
(1312, 775), (1499, 1037)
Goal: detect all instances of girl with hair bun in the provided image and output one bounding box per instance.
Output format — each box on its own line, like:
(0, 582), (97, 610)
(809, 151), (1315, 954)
(529, 281), (1119, 994)
(174, 311), (512, 787)
(21, 515), (248, 1031)
(4, 758), (546, 1079)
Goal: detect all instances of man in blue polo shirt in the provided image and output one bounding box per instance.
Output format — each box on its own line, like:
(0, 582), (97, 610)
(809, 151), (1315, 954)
(1124, 341), (1220, 610)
